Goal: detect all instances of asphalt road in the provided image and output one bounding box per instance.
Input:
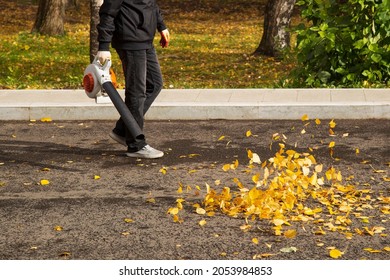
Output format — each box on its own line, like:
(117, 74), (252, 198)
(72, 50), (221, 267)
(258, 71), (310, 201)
(0, 119), (389, 260)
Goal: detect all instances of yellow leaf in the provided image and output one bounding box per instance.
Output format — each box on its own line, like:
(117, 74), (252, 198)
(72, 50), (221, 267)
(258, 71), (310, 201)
(177, 185), (183, 194)
(40, 179), (50, 186)
(301, 114), (309, 121)
(188, 154), (200, 158)
(252, 237), (259, 244)
(240, 224), (252, 232)
(284, 229), (297, 239)
(273, 218), (287, 226)
(364, 248), (382, 253)
(199, 219), (207, 226)
(168, 207), (179, 215)
(40, 117), (52, 122)
(246, 130), (252, 137)
(94, 175), (100, 180)
(222, 164), (230, 172)
(250, 152), (261, 164)
(329, 141), (335, 148)
(218, 135), (225, 141)
(124, 218), (134, 223)
(315, 118), (321, 125)
(253, 253), (275, 259)
(329, 249), (343, 259)
(252, 174), (260, 184)
(196, 207), (206, 215)
(54, 225), (63, 231)
(172, 214), (182, 223)
(159, 167), (167, 175)
(329, 119), (337, 128)
(146, 198), (156, 203)
(383, 247), (390, 252)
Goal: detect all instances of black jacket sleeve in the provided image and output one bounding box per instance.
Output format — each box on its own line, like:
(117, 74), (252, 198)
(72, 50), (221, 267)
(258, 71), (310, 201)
(156, 5), (167, 32)
(97, 0), (124, 51)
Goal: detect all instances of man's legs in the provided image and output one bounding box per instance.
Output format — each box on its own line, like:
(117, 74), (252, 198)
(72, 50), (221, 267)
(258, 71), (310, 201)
(114, 49), (147, 152)
(112, 47), (163, 156)
(144, 47), (163, 114)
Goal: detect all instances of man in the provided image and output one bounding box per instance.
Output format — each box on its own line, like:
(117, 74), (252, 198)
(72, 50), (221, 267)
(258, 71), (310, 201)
(96, 0), (170, 159)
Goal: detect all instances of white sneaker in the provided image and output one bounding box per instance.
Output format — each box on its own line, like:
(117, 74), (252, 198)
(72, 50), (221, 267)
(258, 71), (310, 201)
(109, 131), (126, 146)
(126, 145), (164, 159)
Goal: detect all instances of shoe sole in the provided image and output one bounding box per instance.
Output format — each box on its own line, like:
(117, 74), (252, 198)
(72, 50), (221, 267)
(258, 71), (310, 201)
(125, 152), (164, 159)
(109, 131), (126, 146)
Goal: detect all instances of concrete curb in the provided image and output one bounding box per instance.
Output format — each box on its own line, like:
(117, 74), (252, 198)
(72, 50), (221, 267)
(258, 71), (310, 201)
(0, 88), (389, 120)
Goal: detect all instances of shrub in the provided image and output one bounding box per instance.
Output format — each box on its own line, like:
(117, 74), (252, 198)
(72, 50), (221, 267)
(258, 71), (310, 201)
(290, 0), (390, 88)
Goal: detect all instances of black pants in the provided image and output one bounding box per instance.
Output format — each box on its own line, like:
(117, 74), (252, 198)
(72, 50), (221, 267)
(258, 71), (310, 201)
(114, 47), (163, 152)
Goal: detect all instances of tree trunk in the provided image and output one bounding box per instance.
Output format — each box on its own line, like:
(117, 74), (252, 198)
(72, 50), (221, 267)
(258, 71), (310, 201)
(65, 0), (79, 8)
(89, 0), (103, 63)
(254, 0), (296, 57)
(32, 0), (65, 36)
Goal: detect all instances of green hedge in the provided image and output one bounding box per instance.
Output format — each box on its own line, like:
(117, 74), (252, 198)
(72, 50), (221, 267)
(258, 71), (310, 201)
(290, 0), (390, 88)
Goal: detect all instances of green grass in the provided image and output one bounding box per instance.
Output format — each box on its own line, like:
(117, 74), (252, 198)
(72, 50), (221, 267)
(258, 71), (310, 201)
(0, 0), (297, 89)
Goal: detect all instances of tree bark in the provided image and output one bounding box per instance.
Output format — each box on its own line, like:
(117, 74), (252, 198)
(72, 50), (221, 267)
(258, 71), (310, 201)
(89, 0), (103, 63)
(32, 0), (65, 36)
(254, 0), (296, 57)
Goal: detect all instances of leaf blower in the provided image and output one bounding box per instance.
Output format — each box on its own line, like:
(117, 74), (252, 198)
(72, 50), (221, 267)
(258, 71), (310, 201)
(82, 57), (144, 140)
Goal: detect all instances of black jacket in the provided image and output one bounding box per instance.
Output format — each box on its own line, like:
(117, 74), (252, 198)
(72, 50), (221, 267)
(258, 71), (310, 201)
(97, 0), (167, 51)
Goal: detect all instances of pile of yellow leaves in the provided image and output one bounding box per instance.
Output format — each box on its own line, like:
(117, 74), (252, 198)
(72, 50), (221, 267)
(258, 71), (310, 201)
(167, 117), (389, 244)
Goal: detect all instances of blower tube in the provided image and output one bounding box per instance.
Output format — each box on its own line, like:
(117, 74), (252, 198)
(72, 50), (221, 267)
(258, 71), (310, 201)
(102, 82), (144, 141)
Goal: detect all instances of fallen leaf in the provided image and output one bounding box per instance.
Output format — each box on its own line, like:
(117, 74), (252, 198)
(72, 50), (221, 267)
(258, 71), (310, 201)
(196, 207), (206, 215)
(54, 226), (63, 231)
(59, 252), (71, 257)
(284, 229), (297, 238)
(199, 219), (207, 226)
(40, 179), (50, 186)
(222, 164), (230, 171)
(329, 248), (343, 259)
(168, 207), (179, 215)
(159, 167), (167, 175)
(280, 246), (298, 253)
(40, 117), (52, 122)
(363, 248), (382, 253)
(329, 119), (337, 129)
(252, 237), (259, 244)
(301, 114), (309, 121)
(253, 253), (274, 259)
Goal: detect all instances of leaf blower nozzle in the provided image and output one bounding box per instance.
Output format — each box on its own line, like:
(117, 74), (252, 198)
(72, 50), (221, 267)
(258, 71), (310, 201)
(83, 57), (144, 140)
